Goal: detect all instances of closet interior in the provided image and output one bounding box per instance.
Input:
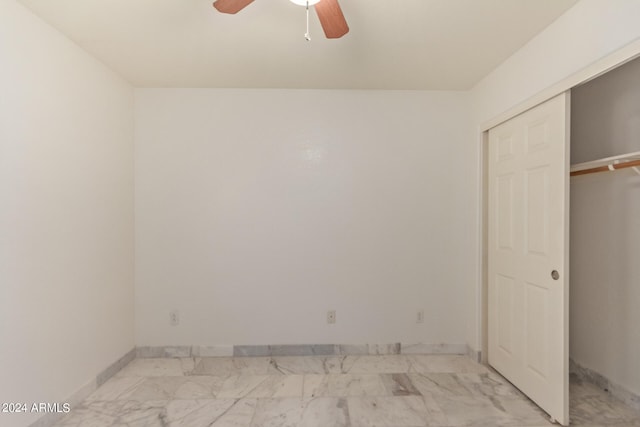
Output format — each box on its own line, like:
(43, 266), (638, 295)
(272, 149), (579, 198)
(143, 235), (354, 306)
(569, 54), (640, 406)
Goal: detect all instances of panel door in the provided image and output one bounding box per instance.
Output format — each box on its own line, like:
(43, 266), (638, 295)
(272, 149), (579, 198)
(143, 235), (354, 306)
(488, 92), (570, 425)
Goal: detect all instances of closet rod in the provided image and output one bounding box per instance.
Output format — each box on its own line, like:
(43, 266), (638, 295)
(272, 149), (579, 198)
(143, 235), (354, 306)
(570, 159), (640, 176)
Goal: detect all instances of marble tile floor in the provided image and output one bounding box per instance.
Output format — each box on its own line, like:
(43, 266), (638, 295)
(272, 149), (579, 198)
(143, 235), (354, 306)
(53, 355), (640, 427)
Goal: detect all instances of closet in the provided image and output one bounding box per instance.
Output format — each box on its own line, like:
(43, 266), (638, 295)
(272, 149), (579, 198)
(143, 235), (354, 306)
(569, 55), (640, 406)
(485, 55), (640, 426)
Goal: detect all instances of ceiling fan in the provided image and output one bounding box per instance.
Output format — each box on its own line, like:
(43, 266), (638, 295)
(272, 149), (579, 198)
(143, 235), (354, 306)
(212, 0), (349, 39)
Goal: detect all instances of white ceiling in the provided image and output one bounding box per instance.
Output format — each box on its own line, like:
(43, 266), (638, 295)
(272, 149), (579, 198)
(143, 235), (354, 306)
(18, 0), (579, 90)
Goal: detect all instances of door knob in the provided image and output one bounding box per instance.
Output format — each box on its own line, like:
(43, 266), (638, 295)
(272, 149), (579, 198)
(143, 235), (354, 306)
(551, 270), (560, 280)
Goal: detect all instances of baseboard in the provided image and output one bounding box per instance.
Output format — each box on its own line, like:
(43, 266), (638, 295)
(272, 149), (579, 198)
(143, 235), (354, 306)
(29, 347), (135, 427)
(96, 348), (137, 387)
(137, 343), (469, 358)
(466, 344), (482, 363)
(402, 343), (468, 355)
(570, 358), (640, 411)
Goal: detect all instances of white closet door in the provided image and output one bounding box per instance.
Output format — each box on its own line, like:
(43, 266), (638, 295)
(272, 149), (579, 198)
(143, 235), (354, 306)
(488, 92), (570, 425)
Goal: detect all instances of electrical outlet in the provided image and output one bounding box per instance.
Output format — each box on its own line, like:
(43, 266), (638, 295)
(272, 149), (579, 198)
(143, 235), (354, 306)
(327, 310), (336, 324)
(416, 309), (424, 324)
(169, 310), (180, 326)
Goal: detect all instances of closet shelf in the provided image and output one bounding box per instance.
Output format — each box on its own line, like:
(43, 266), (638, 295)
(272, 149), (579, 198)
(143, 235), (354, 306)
(570, 150), (640, 176)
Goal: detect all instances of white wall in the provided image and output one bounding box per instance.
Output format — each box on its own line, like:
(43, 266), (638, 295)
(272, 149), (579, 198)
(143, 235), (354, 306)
(0, 2), (134, 426)
(468, 0), (640, 353)
(135, 89), (471, 348)
(570, 57), (640, 395)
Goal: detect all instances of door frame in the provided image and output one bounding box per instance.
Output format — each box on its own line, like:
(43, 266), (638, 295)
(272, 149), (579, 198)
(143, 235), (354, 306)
(478, 40), (640, 365)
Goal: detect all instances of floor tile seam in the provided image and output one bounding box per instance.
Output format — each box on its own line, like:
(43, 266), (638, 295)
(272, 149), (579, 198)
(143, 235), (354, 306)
(247, 395), (435, 402)
(99, 376), (519, 399)
(160, 398), (211, 424)
(210, 398), (254, 425)
(185, 370), (441, 376)
(246, 398), (259, 427)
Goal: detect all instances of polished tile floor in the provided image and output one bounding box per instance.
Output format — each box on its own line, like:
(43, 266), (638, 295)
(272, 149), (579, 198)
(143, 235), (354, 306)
(54, 355), (640, 426)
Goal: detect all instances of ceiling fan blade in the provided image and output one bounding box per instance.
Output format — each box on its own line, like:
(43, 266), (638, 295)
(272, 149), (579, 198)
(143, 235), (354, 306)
(213, 0), (255, 14)
(315, 0), (349, 39)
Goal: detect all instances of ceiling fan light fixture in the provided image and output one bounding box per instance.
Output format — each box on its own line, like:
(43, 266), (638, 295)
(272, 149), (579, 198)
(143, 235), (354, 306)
(289, 0), (321, 6)
(213, 0), (348, 39)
